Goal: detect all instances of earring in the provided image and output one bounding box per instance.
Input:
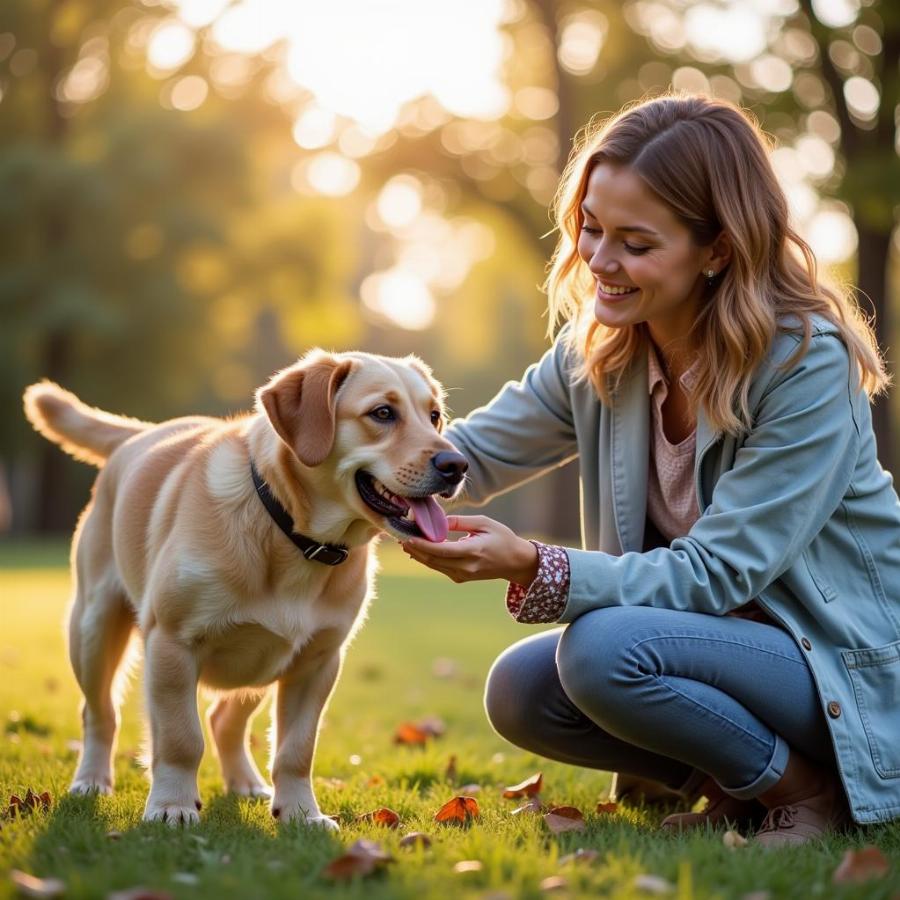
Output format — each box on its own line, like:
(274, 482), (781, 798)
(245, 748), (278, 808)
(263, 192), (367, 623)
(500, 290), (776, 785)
(705, 268), (716, 284)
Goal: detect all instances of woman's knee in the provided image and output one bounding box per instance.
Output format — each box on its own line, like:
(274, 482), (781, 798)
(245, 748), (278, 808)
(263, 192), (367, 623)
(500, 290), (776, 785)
(483, 630), (562, 746)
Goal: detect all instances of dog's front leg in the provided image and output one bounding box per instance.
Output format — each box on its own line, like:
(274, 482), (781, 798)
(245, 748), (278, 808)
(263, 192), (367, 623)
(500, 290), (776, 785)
(143, 628), (204, 825)
(270, 649), (341, 830)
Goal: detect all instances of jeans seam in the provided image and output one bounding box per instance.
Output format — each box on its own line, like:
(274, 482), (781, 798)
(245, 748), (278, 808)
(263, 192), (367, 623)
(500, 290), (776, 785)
(629, 633), (809, 669)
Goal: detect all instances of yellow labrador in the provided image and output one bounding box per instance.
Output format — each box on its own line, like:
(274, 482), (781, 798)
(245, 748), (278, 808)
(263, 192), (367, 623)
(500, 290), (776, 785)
(23, 350), (466, 827)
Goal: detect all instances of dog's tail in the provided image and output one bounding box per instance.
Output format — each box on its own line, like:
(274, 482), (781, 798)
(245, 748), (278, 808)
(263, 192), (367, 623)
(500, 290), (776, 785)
(23, 381), (152, 467)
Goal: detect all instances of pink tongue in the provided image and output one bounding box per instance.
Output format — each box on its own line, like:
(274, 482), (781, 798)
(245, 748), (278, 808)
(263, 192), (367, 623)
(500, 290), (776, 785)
(408, 496), (449, 543)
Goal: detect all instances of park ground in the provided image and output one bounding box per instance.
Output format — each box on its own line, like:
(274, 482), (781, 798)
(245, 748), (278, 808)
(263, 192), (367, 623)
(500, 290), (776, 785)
(1, 540), (898, 899)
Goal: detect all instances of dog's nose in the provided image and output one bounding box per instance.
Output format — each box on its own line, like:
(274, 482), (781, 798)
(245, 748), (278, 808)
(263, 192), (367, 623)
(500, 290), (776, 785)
(431, 450), (468, 485)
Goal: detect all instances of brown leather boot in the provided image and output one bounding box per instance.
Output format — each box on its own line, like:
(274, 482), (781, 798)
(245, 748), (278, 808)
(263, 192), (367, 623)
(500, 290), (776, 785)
(661, 777), (765, 832)
(754, 752), (851, 848)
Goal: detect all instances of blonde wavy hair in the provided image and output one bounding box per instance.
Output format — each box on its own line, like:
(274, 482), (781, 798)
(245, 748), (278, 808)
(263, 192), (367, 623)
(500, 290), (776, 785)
(544, 92), (890, 437)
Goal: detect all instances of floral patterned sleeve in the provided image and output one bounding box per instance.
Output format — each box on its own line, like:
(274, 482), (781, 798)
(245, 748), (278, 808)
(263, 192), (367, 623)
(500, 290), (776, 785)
(505, 541), (571, 624)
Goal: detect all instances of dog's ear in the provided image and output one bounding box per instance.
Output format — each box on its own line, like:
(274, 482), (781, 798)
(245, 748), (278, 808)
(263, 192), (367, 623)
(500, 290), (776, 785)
(258, 355), (355, 467)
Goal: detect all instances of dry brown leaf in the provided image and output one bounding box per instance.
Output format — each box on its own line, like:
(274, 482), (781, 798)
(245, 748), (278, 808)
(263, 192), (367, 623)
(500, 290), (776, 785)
(595, 801), (618, 814)
(322, 839), (394, 881)
(434, 796), (480, 826)
(539, 875), (568, 892)
(398, 832), (432, 849)
(559, 848), (600, 866)
(832, 845), (891, 884)
(453, 860), (483, 873)
(511, 797), (543, 815)
(5, 789), (52, 820)
(544, 806), (586, 834)
(355, 807), (400, 829)
(10, 871), (65, 898)
(444, 754), (458, 782)
(723, 830), (748, 849)
(417, 716), (446, 737)
(502, 772), (543, 799)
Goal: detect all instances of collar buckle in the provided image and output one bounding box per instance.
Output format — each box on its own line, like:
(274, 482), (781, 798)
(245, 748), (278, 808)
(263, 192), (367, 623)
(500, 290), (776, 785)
(302, 543), (349, 566)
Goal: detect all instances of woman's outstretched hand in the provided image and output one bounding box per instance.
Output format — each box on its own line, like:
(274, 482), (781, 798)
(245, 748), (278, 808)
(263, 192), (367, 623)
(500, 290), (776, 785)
(400, 515), (539, 586)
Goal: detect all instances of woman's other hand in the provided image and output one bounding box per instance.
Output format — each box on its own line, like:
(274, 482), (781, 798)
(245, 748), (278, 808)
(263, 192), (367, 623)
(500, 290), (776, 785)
(401, 515), (539, 586)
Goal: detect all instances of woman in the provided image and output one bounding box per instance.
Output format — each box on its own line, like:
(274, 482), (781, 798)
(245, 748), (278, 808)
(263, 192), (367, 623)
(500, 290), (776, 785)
(402, 93), (900, 845)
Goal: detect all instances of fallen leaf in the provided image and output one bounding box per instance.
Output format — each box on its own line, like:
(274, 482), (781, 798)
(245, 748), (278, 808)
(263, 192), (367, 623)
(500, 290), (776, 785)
(106, 830), (123, 841)
(511, 797), (543, 815)
(832, 846), (890, 884)
(539, 875), (568, 892)
(434, 796), (480, 826)
(394, 722), (429, 745)
(502, 772), (543, 799)
(355, 807), (400, 829)
(458, 783), (481, 794)
(633, 873), (675, 895)
(364, 774), (384, 788)
(453, 860), (483, 873)
(544, 806), (586, 834)
(417, 716), (446, 737)
(10, 871), (65, 898)
(322, 839), (394, 881)
(399, 832), (432, 849)
(559, 848), (600, 866)
(445, 754), (458, 782)
(595, 801), (618, 814)
(723, 830), (748, 849)
(5, 789), (52, 820)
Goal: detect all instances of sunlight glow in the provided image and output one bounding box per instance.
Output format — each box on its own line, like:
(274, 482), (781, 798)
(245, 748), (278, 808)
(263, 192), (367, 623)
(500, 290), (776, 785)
(147, 20), (195, 72)
(292, 153), (361, 197)
(361, 268), (437, 331)
(683, 3), (767, 63)
(186, 0), (507, 134)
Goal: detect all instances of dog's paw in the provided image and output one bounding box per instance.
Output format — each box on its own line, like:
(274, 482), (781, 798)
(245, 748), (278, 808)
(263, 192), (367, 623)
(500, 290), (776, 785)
(228, 778), (272, 799)
(143, 798), (202, 827)
(271, 804), (339, 830)
(70, 776), (112, 795)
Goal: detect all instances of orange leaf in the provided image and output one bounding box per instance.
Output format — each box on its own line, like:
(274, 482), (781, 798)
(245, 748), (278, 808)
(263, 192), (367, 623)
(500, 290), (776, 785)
(364, 775), (384, 788)
(832, 846), (890, 884)
(393, 722), (429, 745)
(322, 839), (394, 882)
(544, 806), (586, 834)
(502, 772), (543, 799)
(595, 801), (618, 814)
(434, 795), (480, 826)
(356, 807), (400, 829)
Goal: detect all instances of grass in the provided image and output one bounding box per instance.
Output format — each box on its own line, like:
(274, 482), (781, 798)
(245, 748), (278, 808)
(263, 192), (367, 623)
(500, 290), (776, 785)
(1, 539), (898, 899)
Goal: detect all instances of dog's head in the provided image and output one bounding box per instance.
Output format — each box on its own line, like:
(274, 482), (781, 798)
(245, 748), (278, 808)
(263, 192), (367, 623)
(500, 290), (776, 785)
(257, 349), (466, 543)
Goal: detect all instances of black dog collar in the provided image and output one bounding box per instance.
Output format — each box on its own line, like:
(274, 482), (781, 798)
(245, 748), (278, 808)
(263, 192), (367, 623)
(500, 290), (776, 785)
(249, 460), (349, 566)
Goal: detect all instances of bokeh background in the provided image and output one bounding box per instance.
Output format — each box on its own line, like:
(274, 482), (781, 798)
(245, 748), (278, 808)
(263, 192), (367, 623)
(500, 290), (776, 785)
(2, 0), (898, 542)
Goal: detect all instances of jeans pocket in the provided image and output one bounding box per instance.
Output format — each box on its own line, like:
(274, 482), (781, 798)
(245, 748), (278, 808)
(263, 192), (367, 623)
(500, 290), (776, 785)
(842, 640), (900, 778)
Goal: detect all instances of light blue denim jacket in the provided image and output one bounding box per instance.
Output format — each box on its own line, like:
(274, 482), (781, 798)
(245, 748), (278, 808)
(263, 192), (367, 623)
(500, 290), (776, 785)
(446, 314), (900, 824)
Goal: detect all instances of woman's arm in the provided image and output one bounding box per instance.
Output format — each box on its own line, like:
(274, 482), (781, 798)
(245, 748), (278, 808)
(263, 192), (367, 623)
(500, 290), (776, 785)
(409, 333), (861, 622)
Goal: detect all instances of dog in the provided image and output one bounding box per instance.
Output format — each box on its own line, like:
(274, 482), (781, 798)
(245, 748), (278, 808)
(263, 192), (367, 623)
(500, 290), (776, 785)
(23, 349), (467, 827)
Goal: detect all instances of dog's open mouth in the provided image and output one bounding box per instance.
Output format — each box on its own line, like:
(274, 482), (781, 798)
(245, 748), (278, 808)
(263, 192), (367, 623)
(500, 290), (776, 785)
(355, 471), (449, 542)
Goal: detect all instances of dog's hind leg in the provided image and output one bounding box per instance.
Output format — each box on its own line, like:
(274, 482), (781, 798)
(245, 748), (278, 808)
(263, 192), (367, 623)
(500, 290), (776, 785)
(68, 507), (136, 795)
(208, 691), (271, 797)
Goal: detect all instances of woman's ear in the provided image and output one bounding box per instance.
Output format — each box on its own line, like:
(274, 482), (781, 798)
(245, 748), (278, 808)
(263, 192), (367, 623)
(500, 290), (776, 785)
(706, 231), (733, 275)
(257, 354), (355, 467)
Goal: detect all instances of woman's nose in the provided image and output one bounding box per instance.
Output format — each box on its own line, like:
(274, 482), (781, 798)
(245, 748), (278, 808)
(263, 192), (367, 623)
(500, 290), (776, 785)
(589, 245), (620, 276)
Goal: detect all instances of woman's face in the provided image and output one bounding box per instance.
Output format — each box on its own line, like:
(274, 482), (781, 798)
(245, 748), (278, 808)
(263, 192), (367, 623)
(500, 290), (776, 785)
(576, 162), (718, 351)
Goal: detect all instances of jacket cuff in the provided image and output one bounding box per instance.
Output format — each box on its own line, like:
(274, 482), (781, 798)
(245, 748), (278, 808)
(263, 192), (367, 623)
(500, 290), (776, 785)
(505, 541), (570, 623)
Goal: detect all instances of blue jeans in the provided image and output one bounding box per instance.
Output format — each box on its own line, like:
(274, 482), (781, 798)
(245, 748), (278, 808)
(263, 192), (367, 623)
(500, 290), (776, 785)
(484, 607), (836, 798)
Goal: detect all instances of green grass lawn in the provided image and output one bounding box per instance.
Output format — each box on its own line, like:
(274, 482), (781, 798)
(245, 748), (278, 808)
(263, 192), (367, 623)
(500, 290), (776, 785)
(1, 540), (898, 899)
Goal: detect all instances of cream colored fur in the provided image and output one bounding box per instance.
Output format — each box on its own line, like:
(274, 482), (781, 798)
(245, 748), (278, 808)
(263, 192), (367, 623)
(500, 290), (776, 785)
(23, 351), (461, 828)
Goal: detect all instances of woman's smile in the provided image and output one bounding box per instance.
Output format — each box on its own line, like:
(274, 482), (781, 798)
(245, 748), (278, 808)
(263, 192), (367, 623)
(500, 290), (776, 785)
(596, 279), (640, 300)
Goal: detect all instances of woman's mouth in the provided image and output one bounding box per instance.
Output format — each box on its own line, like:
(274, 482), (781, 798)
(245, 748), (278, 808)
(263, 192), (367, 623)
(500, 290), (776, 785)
(597, 281), (639, 300)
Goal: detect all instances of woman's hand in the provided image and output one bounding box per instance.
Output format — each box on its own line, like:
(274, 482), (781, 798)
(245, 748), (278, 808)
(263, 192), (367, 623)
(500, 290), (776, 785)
(400, 515), (539, 586)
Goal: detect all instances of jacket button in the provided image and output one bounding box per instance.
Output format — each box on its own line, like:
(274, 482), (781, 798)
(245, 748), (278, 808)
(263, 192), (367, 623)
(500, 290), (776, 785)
(801, 637), (812, 651)
(827, 701), (842, 719)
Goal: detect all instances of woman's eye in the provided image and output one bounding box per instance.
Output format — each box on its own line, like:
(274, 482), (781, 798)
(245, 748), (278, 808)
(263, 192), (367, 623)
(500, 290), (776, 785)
(370, 405), (395, 422)
(581, 225), (601, 235)
(625, 244), (651, 254)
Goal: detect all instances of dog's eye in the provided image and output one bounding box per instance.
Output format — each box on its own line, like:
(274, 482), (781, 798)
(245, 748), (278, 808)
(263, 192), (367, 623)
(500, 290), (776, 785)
(430, 410), (442, 427)
(370, 405), (395, 422)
